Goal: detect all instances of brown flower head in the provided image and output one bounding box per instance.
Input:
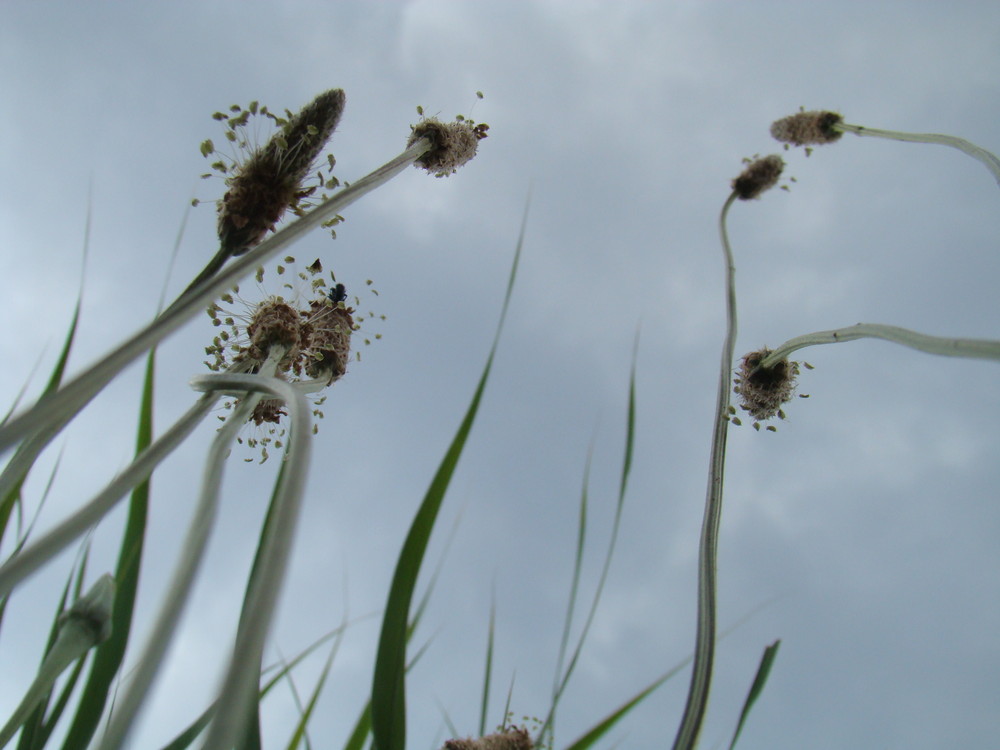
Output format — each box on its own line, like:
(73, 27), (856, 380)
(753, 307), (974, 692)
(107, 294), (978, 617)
(731, 155), (784, 200)
(203, 257), (377, 462)
(216, 89), (345, 256)
(733, 348), (800, 425)
(442, 727), (533, 750)
(408, 117), (485, 177)
(770, 110), (844, 147)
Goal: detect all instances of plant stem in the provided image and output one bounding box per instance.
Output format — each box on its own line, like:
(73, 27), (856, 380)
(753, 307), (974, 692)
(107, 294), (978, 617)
(759, 322), (1000, 369)
(834, 122), (1000, 187)
(671, 191), (739, 750)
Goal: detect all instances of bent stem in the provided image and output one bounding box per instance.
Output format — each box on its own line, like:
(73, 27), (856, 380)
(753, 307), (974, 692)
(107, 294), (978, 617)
(94, 351), (306, 750)
(759, 322), (1000, 369)
(833, 121), (1000, 187)
(671, 191), (739, 750)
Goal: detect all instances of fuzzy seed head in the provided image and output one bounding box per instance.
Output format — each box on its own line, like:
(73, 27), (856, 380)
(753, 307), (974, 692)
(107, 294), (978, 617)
(217, 89), (345, 255)
(733, 349), (800, 421)
(245, 299), (302, 366)
(731, 155), (784, 200)
(770, 110), (844, 147)
(304, 299), (354, 384)
(409, 118), (483, 177)
(442, 727), (533, 750)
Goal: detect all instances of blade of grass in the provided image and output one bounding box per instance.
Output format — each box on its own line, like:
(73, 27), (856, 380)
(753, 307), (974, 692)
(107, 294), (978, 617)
(14, 547), (86, 750)
(370, 200), (527, 750)
(478, 588), (496, 737)
(728, 640), (780, 750)
(57, 347), (155, 750)
(539, 331), (638, 748)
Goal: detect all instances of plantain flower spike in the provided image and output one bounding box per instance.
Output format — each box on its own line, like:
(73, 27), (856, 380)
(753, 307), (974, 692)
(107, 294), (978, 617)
(218, 89), (346, 257)
(408, 117), (487, 177)
(731, 154), (784, 200)
(733, 348), (800, 428)
(770, 110), (845, 147)
(442, 727), (533, 750)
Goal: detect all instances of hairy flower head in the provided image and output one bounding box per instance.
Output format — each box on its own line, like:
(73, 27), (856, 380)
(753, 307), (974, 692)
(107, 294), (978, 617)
(204, 257), (381, 461)
(442, 727), (533, 750)
(409, 116), (487, 177)
(770, 110), (844, 147)
(199, 90), (346, 257)
(731, 155), (785, 200)
(733, 348), (801, 430)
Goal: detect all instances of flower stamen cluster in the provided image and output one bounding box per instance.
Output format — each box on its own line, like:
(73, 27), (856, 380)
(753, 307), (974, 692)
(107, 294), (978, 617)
(197, 89), (347, 253)
(732, 348), (802, 431)
(204, 257), (378, 461)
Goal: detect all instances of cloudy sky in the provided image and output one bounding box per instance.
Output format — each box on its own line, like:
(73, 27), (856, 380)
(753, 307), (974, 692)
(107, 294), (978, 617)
(2, 2), (999, 749)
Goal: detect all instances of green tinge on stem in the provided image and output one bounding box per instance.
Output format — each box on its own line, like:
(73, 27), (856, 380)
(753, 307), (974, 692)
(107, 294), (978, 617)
(759, 323), (1000, 369)
(0, 137), (434, 460)
(671, 192), (739, 750)
(833, 122), (1000, 188)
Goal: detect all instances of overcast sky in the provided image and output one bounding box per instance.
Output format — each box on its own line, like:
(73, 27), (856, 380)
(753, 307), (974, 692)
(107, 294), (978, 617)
(2, 2), (999, 749)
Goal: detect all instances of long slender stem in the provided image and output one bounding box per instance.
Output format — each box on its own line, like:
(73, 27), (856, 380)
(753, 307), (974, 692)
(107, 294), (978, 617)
(759, 322), (1000, 369)
(672, 191), (738, 750)
(93, 353), (310, 750)
(0, 393), (216, 600)
(834, 122), (1000, 187)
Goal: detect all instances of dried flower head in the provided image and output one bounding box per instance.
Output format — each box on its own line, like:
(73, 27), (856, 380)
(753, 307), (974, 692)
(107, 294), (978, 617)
(409, 116), (487, 177)
(204, 257), (382, 461)
(200, 89), (346, 258)
(733, 348), (800, 429)
(442, 727), (533, 750)
(731, 154), (785, 200)
(770, 109), (844, 147)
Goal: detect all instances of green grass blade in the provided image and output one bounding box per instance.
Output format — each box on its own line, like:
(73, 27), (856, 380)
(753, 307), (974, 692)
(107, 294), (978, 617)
(0, 295), (81, 552)
(728, 640), (780, 750)
(14, 550), (83, 750)
(58, 349), (155, 750)
(370, 205), (526, 750)
(540, 334), (638, 747)
(283, 634), (342, 750)
(478, 589), (496, 737)
(560, 663), (684, 750)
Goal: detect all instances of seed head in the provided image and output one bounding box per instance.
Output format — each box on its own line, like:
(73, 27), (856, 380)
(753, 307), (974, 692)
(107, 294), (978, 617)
(217, 89), (345, 256)
(408, 117), (484, 177)
(442, 727), (533, 750)
(770, 110), (844, 147)
(731, 155), (784, 200)
(245, 299), (303, 367)
(733, 349), (800, 424)
(304, 298), (355, 384)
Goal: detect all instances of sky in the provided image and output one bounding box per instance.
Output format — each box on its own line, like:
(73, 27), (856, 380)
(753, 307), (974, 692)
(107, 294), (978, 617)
(2, 2), (999, 749)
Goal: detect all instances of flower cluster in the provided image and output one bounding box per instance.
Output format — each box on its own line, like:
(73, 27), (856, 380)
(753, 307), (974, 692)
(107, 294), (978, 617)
(196, 89), (347, 251)
(442, 726), (533, 750)
(731, 154), (785, 200)
(409, 95), (489, 177)
(770, 109), (844, 149)
(205, 257), (381, 461)
(732, 348), (809, 431)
